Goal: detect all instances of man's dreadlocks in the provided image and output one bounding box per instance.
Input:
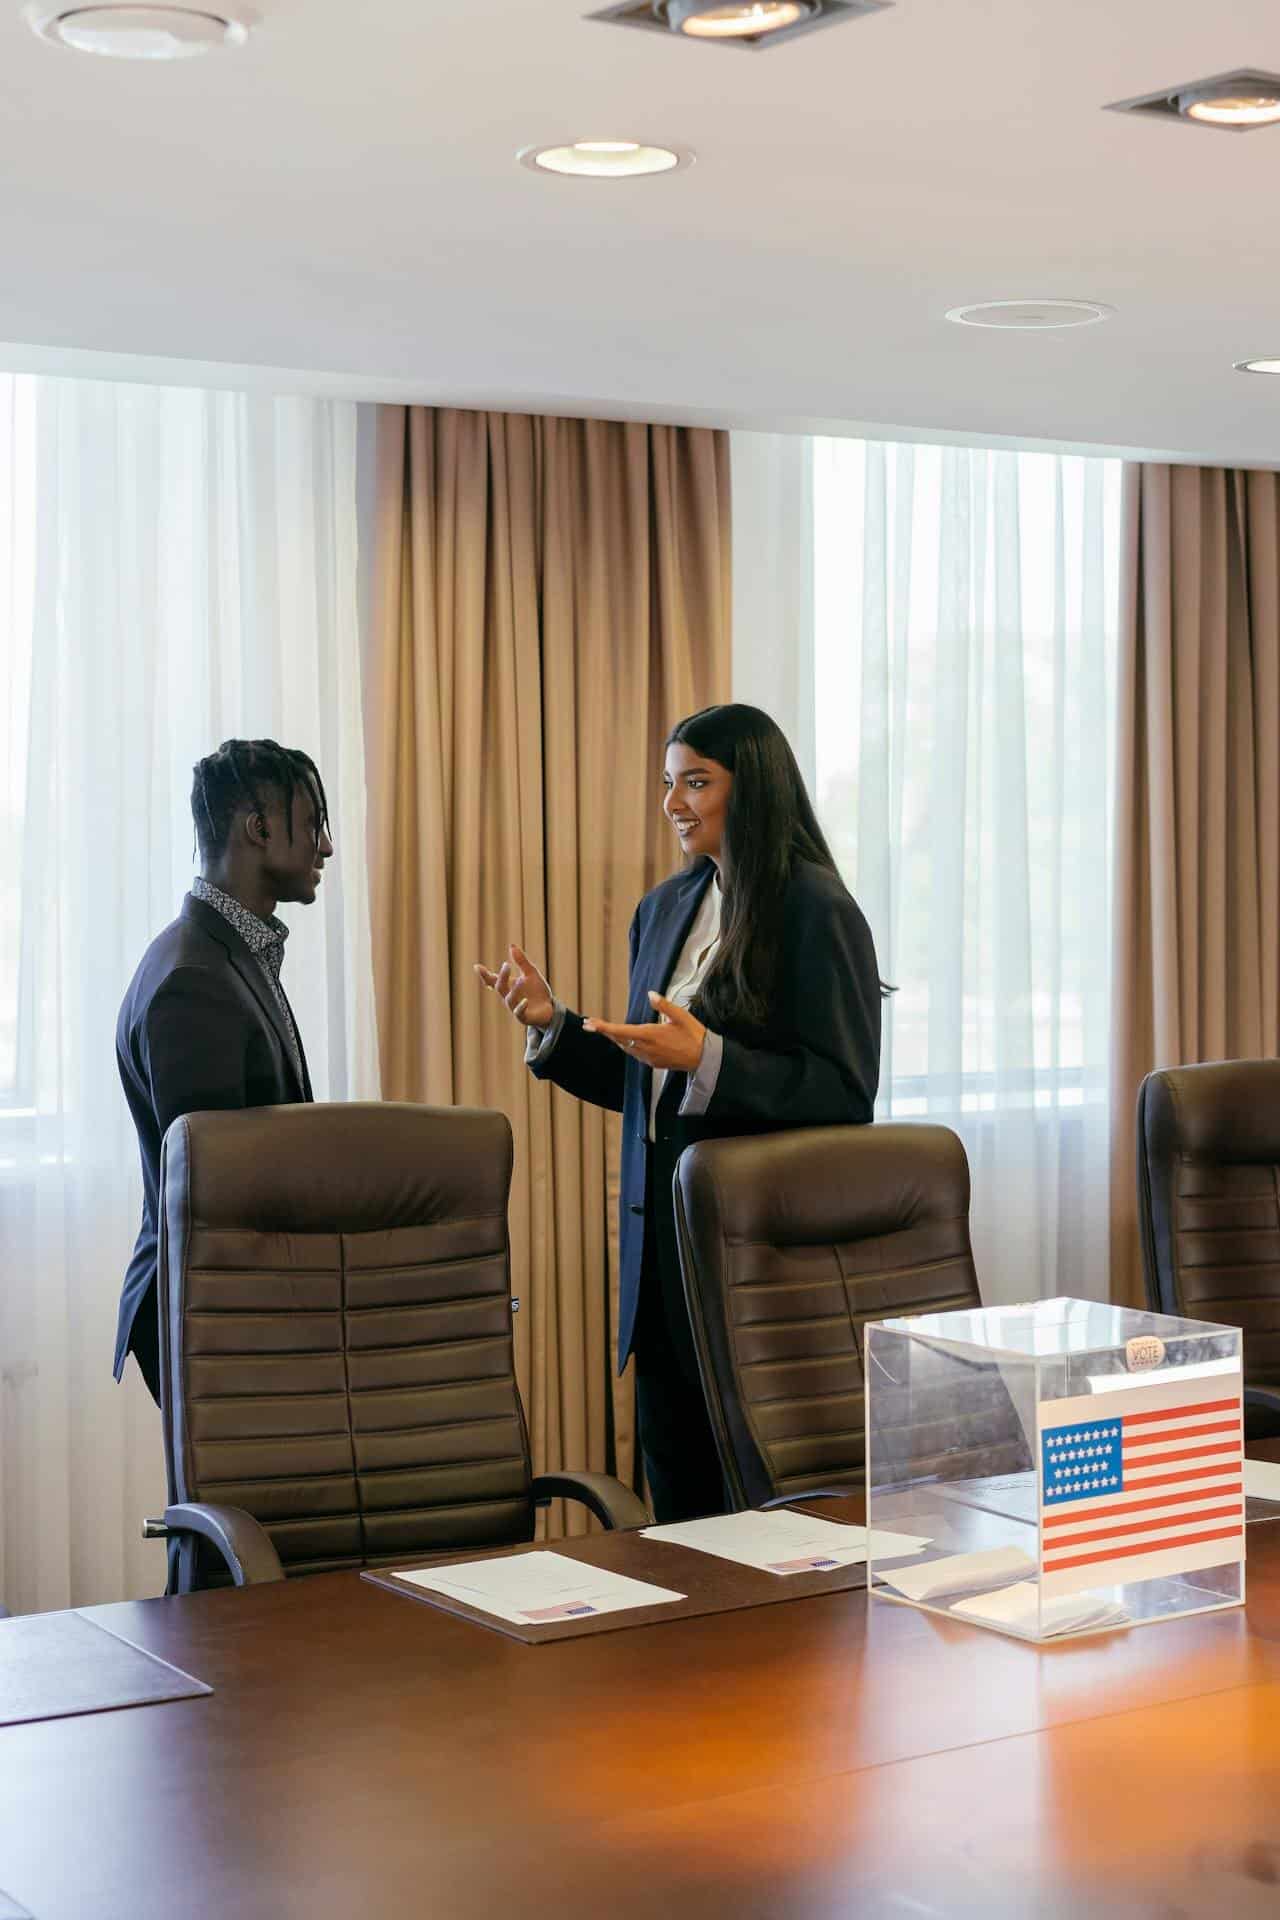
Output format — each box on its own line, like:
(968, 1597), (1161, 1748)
(191, 740), (330, 864)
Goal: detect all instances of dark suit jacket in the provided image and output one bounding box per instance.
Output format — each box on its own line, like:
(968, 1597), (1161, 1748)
(530, 857), (881, 1374)
(113, 894), (312, 1380)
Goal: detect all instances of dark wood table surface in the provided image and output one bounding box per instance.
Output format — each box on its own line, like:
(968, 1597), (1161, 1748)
(3, 1491), (1280, 1920)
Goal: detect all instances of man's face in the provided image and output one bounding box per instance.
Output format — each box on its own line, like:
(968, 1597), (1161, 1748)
(259, 780), (334, 906)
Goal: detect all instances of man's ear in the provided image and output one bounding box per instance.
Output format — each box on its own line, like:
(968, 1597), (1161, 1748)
(242, 808), (270, 850)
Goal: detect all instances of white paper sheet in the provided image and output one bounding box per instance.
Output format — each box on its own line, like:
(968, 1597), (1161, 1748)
(873, 1545), (1038, 1602)
(396, 1550), (685, 1626)
(641, 1508), (931, 1576)
(1245, 1458), (1280, 1503)
(949, 1580), (1129, 1640)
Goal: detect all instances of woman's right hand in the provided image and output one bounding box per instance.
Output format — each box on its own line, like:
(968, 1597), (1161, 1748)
(474, 945), (556, 1031)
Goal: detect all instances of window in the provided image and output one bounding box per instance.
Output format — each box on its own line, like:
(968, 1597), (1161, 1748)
(733, 431), (1123, 1303)
(0, 374), (376, 1615)
(0, 379), (35, 1116)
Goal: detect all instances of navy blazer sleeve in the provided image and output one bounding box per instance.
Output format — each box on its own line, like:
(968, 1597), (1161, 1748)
(143, 966), (255, 1136)
(526, 912), (639, 1115)
(707, 871), (881, 1128)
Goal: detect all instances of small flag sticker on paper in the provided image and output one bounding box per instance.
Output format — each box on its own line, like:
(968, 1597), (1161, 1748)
(522, 1603), (597, 1622)
(1038, 1381), (1243, 1597)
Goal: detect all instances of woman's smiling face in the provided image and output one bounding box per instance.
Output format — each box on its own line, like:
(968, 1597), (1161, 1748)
(663, 743), (732, 865)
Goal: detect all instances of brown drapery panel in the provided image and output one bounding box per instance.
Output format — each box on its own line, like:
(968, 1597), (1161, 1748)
(365, 407), (731, 1519)
(1110, 462), (1280, 1306)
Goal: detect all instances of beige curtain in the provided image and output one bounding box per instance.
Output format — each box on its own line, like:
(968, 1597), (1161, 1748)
(1110, 462), (1280, 1306)
(365, 407), (730, 1519)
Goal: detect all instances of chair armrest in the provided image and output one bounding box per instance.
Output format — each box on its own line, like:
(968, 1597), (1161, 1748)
(1245, 1386), (1280, 1442)
(146, 1502), (286, 1587)
(530, 1472), (650, 1530)
(760, 1487), (856, 1509)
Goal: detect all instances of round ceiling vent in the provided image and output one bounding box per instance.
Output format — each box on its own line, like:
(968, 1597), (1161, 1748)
(946, 300), (1114, 331)
(25, 5), (252, 59)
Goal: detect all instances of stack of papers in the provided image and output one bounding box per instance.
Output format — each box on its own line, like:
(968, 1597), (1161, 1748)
(396, 1550), (685, 1626)
(873, 1546), (1038, 1603)
(642, 1508), (931, 1576)
(950, 1581), (1129, 1640)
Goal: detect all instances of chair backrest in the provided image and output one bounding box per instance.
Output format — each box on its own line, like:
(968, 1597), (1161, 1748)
(159, 1102), (533, 1577)
(1138, 1061), (1280, 1396)
(673, 1123), (993, 1509)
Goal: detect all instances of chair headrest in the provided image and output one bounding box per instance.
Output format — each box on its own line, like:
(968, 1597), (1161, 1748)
(163, 1102), (513, 1231)
(675, 1123), (970, 1247)
(1141, 1061), (1280, 1164)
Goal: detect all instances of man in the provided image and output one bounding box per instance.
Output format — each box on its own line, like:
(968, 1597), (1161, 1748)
(115, 738), (333, 1403)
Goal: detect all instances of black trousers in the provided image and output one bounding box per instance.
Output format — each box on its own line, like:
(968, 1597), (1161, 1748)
(128, 1290), (163, 1407)
(634, 1338), (727, 1524)
(632, 1167), (728, 1526)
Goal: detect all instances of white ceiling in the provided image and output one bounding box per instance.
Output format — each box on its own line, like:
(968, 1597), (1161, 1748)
(3, 0), (1280, 465)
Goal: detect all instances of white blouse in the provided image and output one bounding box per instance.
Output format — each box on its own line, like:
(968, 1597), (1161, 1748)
(525, 873), (726, 1144)
(649, 876), (722, 1139)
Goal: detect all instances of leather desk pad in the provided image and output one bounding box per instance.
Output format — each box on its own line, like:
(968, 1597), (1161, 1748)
(362, 1504), (869, 1646)
(0, 1610), (211, 1725)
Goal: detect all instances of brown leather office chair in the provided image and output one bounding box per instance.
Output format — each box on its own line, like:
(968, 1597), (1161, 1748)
(672, 1123), (1017, 1510)
(147, 1103), (646, 1592)
(1138, 1060), (1280, 1436)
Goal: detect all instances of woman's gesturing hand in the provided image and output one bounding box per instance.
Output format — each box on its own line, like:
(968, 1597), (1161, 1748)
(474, 945), (555, 1031)
(583, 992), (707, 1072)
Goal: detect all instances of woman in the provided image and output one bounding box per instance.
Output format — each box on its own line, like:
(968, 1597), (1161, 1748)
(476, 704), (883, 1523)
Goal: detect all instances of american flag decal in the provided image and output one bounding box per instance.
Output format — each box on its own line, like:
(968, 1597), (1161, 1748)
(1038, 1378), (1244, 1598)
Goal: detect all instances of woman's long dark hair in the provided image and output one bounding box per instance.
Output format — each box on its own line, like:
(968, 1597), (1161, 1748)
(667, 704), (841, 1032)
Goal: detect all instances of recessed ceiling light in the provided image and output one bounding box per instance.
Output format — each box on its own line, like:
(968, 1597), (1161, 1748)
(1107, 68), (1280, 133)
(1235, 359), (1280, 376)
(664, 0), (815, 37)
(589, 1), (891, 53)
(25, 5), (251, 59)
(519, 141), (690, 179)
(946, 300), (1114, 331)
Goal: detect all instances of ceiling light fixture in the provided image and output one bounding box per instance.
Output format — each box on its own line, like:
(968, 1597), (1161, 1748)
(946, 300), (1114, 331)
(1108, 68), (1280, 133)
(1178, 79), (1280, 128)
(664, 1), (815, 37)
(25, 4), (251, 58)
(1235, 359), (1280, 376)
(589, 0), (890, 53)
(519, 141), (689, 179)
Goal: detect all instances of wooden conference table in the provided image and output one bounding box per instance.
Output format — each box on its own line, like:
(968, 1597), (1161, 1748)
(3, 1487), (1280, 1920)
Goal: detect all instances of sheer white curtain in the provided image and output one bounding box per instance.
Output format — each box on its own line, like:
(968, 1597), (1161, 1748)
(813, 439), (1122, 1303)
(729, 431), (817, 790)
(732, 431), (1122, 1305)
(0, 377), (378, 1615)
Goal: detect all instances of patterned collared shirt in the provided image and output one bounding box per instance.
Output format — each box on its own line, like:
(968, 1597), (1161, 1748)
(191, 877), (305, 1085)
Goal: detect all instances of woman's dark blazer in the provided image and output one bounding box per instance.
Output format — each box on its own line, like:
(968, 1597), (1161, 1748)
(529, 855), (882, 1375)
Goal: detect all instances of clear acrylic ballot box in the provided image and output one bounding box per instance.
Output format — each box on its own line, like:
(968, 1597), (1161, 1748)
(865, 1297), (1244, 1641)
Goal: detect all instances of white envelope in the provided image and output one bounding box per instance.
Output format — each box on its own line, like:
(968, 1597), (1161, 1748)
(950, 1580), (1129, 1640)
(1244, 1458), (1280, 1503)
(873, 1545), (1037, 1602)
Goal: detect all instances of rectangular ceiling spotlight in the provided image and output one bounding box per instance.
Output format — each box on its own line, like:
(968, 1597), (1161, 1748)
(1106, 68), (1280, 131)
(589, 1), (892, 52)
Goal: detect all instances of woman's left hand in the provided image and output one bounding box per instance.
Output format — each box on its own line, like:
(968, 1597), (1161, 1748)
(584, 992), (707, 1072)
